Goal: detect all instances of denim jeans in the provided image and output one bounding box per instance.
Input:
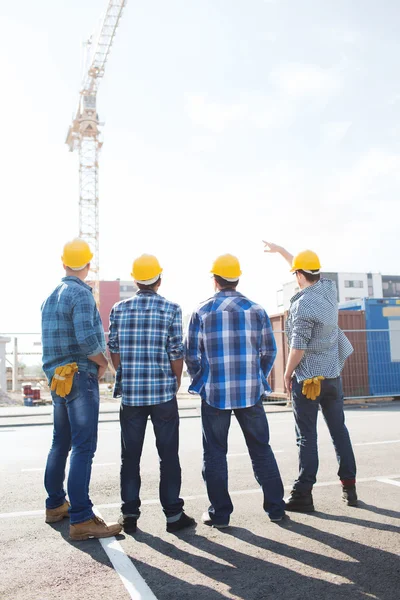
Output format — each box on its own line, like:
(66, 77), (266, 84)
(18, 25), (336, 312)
(291, 376), (357, 492)
(201, 399), (285, 524)
(44, 371), (100, 524)
(120, 397), (184, 521)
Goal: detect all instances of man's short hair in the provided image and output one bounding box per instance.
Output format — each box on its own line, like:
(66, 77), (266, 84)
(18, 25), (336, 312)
(297, 269), (321, 283)
(214, 275), (239, 289)
(136, 277), (161, 291)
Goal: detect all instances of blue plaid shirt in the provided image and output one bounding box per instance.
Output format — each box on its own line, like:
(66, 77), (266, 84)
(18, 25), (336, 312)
(41, 277), (106, 382)
(184, 290), (277, 410)
(108, 290), (184, 406)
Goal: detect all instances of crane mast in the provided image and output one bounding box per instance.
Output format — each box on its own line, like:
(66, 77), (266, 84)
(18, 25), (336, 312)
(66, 0), (127, 305)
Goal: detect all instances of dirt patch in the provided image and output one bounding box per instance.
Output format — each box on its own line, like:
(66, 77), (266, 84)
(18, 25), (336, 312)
(0, 390), (22, 407)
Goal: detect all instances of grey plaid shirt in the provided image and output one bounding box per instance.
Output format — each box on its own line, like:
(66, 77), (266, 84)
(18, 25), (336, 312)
(285, 279), (353, 382)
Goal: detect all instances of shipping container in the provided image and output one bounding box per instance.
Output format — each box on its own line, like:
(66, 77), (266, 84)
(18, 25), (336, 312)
(338, 311), (369, 397)
(269, 314), (288, 396)
(268, 311), (370, 399)
(340, 298), (400, 397)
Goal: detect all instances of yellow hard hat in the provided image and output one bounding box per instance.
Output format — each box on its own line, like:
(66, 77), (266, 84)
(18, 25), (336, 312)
(62, 238), (93, 270)
(131, 254), (163, 284)
(291, 250), (321, 273)
(211, 254), (242, 280)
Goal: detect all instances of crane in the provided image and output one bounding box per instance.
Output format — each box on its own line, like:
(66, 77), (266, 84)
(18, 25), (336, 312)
(66, 0), (127, 305)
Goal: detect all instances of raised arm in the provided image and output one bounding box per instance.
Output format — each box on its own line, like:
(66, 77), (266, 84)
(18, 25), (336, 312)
(263, 241), (294, 268)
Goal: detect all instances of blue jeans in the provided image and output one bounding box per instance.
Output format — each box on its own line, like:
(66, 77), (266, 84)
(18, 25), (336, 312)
(120, 397), (184, 521)
(291, 376), (357, 492)
(201, 399), (285, 524)
(44, 372), (100, 524)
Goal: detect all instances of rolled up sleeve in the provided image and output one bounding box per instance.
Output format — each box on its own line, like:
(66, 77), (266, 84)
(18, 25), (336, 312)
(72, 292), (104, 357)
(184, 312), (202, 378)
(260, 312), (277, 380)
(291, 316), (314, 350)
(107, 306), (120, 354)
(166, 307), (184, 361)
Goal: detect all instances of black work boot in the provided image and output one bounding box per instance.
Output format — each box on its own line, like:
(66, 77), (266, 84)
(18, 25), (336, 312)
(342, 485), (358, 507)
(118, 514), (138, 534)
(285, 490), (315, 513)
(166, 513), (196, 533)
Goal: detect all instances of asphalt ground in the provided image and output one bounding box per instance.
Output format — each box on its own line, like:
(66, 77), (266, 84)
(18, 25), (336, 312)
(0, 402), (399, 600)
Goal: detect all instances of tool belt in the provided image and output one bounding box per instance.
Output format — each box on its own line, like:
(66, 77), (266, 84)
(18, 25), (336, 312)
(302, 376), (325, 400)
(51, 363), (78, 398)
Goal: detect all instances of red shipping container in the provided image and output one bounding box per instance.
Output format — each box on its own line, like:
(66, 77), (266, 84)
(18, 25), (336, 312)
(268, 311), (370, 399)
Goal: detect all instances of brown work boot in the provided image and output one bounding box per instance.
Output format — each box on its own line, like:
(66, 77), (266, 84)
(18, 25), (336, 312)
(45, 501), (70, 524)
(69, 515), (122, 541)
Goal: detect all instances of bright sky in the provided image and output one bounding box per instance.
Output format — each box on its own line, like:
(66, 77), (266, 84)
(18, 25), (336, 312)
(1, 0), (400, 334)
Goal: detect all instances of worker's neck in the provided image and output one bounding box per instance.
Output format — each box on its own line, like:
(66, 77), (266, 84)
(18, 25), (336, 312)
(65, 268), (87, 282)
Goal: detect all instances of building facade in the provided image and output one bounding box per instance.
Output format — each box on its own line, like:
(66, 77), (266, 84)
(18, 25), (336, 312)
(277, 272), (400, 312)
(99, 280), (138, 334)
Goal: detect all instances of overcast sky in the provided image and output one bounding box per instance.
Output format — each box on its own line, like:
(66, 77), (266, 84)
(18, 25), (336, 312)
(1, 0), (400, 335)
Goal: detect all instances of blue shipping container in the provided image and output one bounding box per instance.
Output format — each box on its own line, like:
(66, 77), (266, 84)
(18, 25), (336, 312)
(340, 298), (400, 397)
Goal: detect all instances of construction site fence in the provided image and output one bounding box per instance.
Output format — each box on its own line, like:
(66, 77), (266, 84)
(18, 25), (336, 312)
(1, 331), (400, 401)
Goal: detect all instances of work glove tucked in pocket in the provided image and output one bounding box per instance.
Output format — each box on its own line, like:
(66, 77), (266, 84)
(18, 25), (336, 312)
(302, 376), (325, 401)
(51, 363), (79, 398)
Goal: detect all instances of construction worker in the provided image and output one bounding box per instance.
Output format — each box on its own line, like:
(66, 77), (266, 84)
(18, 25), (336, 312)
(184, 254), (286, 527)
(42, 238), (122, 540)
(108, 254), (195, 534)
(263, 241), (358, 511)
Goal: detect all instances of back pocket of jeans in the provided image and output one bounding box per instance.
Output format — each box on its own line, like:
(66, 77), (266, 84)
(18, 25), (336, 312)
(158, 398), (178, 422)
(65, 373), (80, 403)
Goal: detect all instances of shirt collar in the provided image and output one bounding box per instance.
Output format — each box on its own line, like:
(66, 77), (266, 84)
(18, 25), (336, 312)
(290, 280), (322, 304)
(62, 276), (93, 293)
(137, 289), (158, 296)
(215, 289), (242, 298)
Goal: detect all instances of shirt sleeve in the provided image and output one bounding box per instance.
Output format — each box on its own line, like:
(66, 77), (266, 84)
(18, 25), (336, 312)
(338, 327), (354, 370)
(107, 305), (120, 354)
(290, 301), (315, 350)
(291, 316), (314, 350)
(260, 311), (277, 378)
(184, 311), (202, 378)
(72, 290), (104, 357)
(166, 306), (184, 361)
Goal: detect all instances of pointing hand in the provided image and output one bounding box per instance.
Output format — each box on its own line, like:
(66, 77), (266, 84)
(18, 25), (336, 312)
(262, 241), (281, 253)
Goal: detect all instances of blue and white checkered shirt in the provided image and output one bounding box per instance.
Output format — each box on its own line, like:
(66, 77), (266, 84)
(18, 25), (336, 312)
(184, 290), (277, 410)
(286, 278), (353, 382)
(41, 276), (106, 383)
(108, 290), (184, 406)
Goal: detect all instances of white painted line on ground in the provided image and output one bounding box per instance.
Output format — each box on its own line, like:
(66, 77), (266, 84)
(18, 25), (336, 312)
(227, 453), (248, 457)
(21, 462), (117, 473)
(2, 473), (399, 520)
(0, 509), (44, 518)
(344, 413), (393, 419)
(269, 413), (392, 424)
(95, 508), (158, 600)
(353, 439), (400, 447)
(377, 477), (400, 488)
(228, 450), (284, 457)
(21, 468), (45, 472)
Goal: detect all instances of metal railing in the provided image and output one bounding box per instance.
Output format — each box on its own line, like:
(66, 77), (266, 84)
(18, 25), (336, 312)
(1, 330), (400, 400)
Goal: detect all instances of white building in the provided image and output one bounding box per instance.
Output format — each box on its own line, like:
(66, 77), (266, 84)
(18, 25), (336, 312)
(277, 272), (400, 311)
